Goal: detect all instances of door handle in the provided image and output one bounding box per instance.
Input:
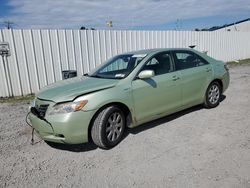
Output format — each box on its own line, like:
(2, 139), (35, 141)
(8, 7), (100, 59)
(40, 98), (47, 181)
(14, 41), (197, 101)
(172, 76), (180, 81)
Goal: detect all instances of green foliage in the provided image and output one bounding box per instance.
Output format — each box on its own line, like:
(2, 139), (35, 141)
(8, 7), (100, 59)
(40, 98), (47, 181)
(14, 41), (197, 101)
(0, 94), (35, 103)
(227, 59), (250, 65)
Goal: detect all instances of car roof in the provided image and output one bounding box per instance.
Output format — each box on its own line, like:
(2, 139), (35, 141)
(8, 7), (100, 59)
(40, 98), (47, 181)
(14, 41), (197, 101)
(124, 48), (195, 55)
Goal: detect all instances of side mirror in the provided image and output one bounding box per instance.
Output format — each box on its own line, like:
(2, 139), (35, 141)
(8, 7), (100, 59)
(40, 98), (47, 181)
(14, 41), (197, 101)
(138, 70), (155, 79)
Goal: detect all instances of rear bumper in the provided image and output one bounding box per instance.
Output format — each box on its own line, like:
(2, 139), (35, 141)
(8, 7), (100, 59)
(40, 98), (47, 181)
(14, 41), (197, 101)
(222, 71), (230, 93)
(28, 110), (96, 144)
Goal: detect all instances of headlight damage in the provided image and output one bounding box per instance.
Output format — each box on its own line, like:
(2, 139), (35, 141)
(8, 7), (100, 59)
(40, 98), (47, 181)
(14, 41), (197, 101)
(48, 100), (88, 115)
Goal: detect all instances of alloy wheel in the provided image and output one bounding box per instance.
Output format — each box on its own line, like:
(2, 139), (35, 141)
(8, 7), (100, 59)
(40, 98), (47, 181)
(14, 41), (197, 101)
(208, 84), (220, 105)
(106, 112), (123, 142)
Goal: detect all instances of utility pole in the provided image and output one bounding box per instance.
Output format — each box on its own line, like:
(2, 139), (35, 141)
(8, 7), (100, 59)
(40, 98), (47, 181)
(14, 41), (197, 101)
(4, 21), (14, 29)
(175, 19), (182, 31)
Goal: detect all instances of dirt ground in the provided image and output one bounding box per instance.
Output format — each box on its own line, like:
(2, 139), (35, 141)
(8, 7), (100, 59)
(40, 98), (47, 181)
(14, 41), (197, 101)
(1, 65), (250, 188)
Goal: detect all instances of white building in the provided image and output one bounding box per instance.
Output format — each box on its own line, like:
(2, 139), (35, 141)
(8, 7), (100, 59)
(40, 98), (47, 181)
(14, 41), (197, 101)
(215, 18), (250, 32)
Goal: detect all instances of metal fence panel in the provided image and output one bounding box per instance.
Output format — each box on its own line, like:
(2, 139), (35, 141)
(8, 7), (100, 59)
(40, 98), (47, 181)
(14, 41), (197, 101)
(41, 30), (55, 85)
(0, 30), (8, 97)
(12, 30), (31, 95)
(22, 30), (40, 93)
(0, 29), (250, 97)
(2, 29), (22, 96)
(49, 30), (62, 82)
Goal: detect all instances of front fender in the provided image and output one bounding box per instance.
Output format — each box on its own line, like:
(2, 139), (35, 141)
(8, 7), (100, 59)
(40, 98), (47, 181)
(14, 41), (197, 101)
(75, 84), (134, 116)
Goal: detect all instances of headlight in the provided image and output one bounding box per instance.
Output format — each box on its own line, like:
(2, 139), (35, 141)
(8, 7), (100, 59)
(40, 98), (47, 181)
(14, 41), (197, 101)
(29, 98), (36, 111)
(31, 99), (36, 107)
(47, 100), (88, 115)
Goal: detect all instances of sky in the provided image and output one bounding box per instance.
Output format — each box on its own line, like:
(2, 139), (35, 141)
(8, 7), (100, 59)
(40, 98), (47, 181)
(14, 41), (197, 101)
(0, 0), (249, 30)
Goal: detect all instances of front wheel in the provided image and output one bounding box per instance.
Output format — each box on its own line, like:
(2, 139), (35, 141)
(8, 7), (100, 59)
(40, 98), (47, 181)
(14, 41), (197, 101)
(204, 81), (222, 108)
(91, 106), (125, 149)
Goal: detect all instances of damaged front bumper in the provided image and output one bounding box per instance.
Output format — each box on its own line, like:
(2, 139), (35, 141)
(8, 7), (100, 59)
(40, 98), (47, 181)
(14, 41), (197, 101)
(28, 109), (95, 144)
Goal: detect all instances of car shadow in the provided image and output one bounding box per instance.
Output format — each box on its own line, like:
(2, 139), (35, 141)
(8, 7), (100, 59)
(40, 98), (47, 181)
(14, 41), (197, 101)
(46, 95), (226, 152)
(220, 94), (226, 102)
(127, 94), (226, 136)
(124, 105), (203, 137)
(144, 78), (157, 88)
(46, 141), (98, 152)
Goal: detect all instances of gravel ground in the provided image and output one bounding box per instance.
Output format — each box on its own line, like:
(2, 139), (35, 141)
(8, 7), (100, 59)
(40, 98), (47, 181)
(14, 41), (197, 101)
(1, 65), (250, 188)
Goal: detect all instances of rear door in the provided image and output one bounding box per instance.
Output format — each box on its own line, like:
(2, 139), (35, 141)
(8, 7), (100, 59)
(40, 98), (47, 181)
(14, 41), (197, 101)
(132, 52), (182, 123)
(172, 50), (212, 106)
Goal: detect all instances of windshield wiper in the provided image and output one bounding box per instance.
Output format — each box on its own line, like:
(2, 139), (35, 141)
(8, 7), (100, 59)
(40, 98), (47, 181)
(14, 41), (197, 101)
(85, 73), (119, 79)
(88, 74), (103, 78)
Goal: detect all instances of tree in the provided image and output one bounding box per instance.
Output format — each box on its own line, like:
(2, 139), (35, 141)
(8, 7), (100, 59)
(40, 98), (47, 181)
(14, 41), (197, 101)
(80, 26), (87, 30)
(80, 26), (95, 30)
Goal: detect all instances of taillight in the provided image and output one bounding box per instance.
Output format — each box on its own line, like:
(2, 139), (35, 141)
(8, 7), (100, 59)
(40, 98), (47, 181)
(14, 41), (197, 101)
(224, 64), (229, 72)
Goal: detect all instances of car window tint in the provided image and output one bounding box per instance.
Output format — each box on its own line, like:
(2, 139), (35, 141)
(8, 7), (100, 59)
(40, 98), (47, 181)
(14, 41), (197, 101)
(92, 54), (147, 79)
(143, 53), (173, 75)
(175, 51), (208, 70)
(100, 58), (129, 73)
(147, 58), (159, 65)
(134, 58), (143, 67)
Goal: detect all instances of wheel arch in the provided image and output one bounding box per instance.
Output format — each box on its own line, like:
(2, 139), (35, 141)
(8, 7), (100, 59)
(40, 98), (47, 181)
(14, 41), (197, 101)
(88, 102), (132, 142)
(211, 78), (223, 90)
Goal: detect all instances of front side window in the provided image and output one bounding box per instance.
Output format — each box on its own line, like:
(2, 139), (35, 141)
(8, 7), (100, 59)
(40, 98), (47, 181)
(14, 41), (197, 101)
(89, 54), (147, 79)
(142, 52), (174, 76)
(174, 51), (208, 70)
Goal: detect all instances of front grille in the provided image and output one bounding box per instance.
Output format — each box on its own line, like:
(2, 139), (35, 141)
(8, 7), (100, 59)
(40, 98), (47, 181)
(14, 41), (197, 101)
(36, 104), (49, 118)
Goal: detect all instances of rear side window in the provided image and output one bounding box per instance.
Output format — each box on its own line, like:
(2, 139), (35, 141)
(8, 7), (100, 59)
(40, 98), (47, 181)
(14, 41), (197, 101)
(174, 51), (208, 70)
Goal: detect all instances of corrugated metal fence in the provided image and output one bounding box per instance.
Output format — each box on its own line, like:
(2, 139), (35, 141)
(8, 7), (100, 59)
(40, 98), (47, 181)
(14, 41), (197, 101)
(0, 29), (250, 97)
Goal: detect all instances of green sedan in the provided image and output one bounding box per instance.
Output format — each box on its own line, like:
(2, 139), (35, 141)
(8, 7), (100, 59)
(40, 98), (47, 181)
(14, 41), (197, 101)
(29, 48), (230, 148)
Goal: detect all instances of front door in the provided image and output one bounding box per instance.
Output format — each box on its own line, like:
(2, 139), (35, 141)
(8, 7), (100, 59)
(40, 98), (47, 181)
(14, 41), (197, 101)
(131, 52), (182, 123)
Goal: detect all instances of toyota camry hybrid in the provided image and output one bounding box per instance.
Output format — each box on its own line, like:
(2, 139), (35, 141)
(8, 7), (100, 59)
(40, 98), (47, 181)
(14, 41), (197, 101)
(28, 48), (230, 149)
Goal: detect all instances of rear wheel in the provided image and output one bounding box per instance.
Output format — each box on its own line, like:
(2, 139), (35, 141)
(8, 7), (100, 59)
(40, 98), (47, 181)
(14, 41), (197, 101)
(91, 106), (125, 149)
(204, 81), (222, 108)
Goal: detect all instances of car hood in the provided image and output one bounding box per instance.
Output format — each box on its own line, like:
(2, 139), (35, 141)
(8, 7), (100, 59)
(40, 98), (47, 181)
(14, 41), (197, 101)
(37, 76), (119, 103)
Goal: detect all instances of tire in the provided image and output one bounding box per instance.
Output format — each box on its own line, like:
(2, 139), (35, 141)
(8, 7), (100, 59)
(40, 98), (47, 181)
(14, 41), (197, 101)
(91, 106), (125, 149)
(204, 81), (222, 108)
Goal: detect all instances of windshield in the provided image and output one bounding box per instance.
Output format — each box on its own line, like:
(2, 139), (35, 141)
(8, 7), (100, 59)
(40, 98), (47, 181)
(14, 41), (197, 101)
(88, 54), (147, 79)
